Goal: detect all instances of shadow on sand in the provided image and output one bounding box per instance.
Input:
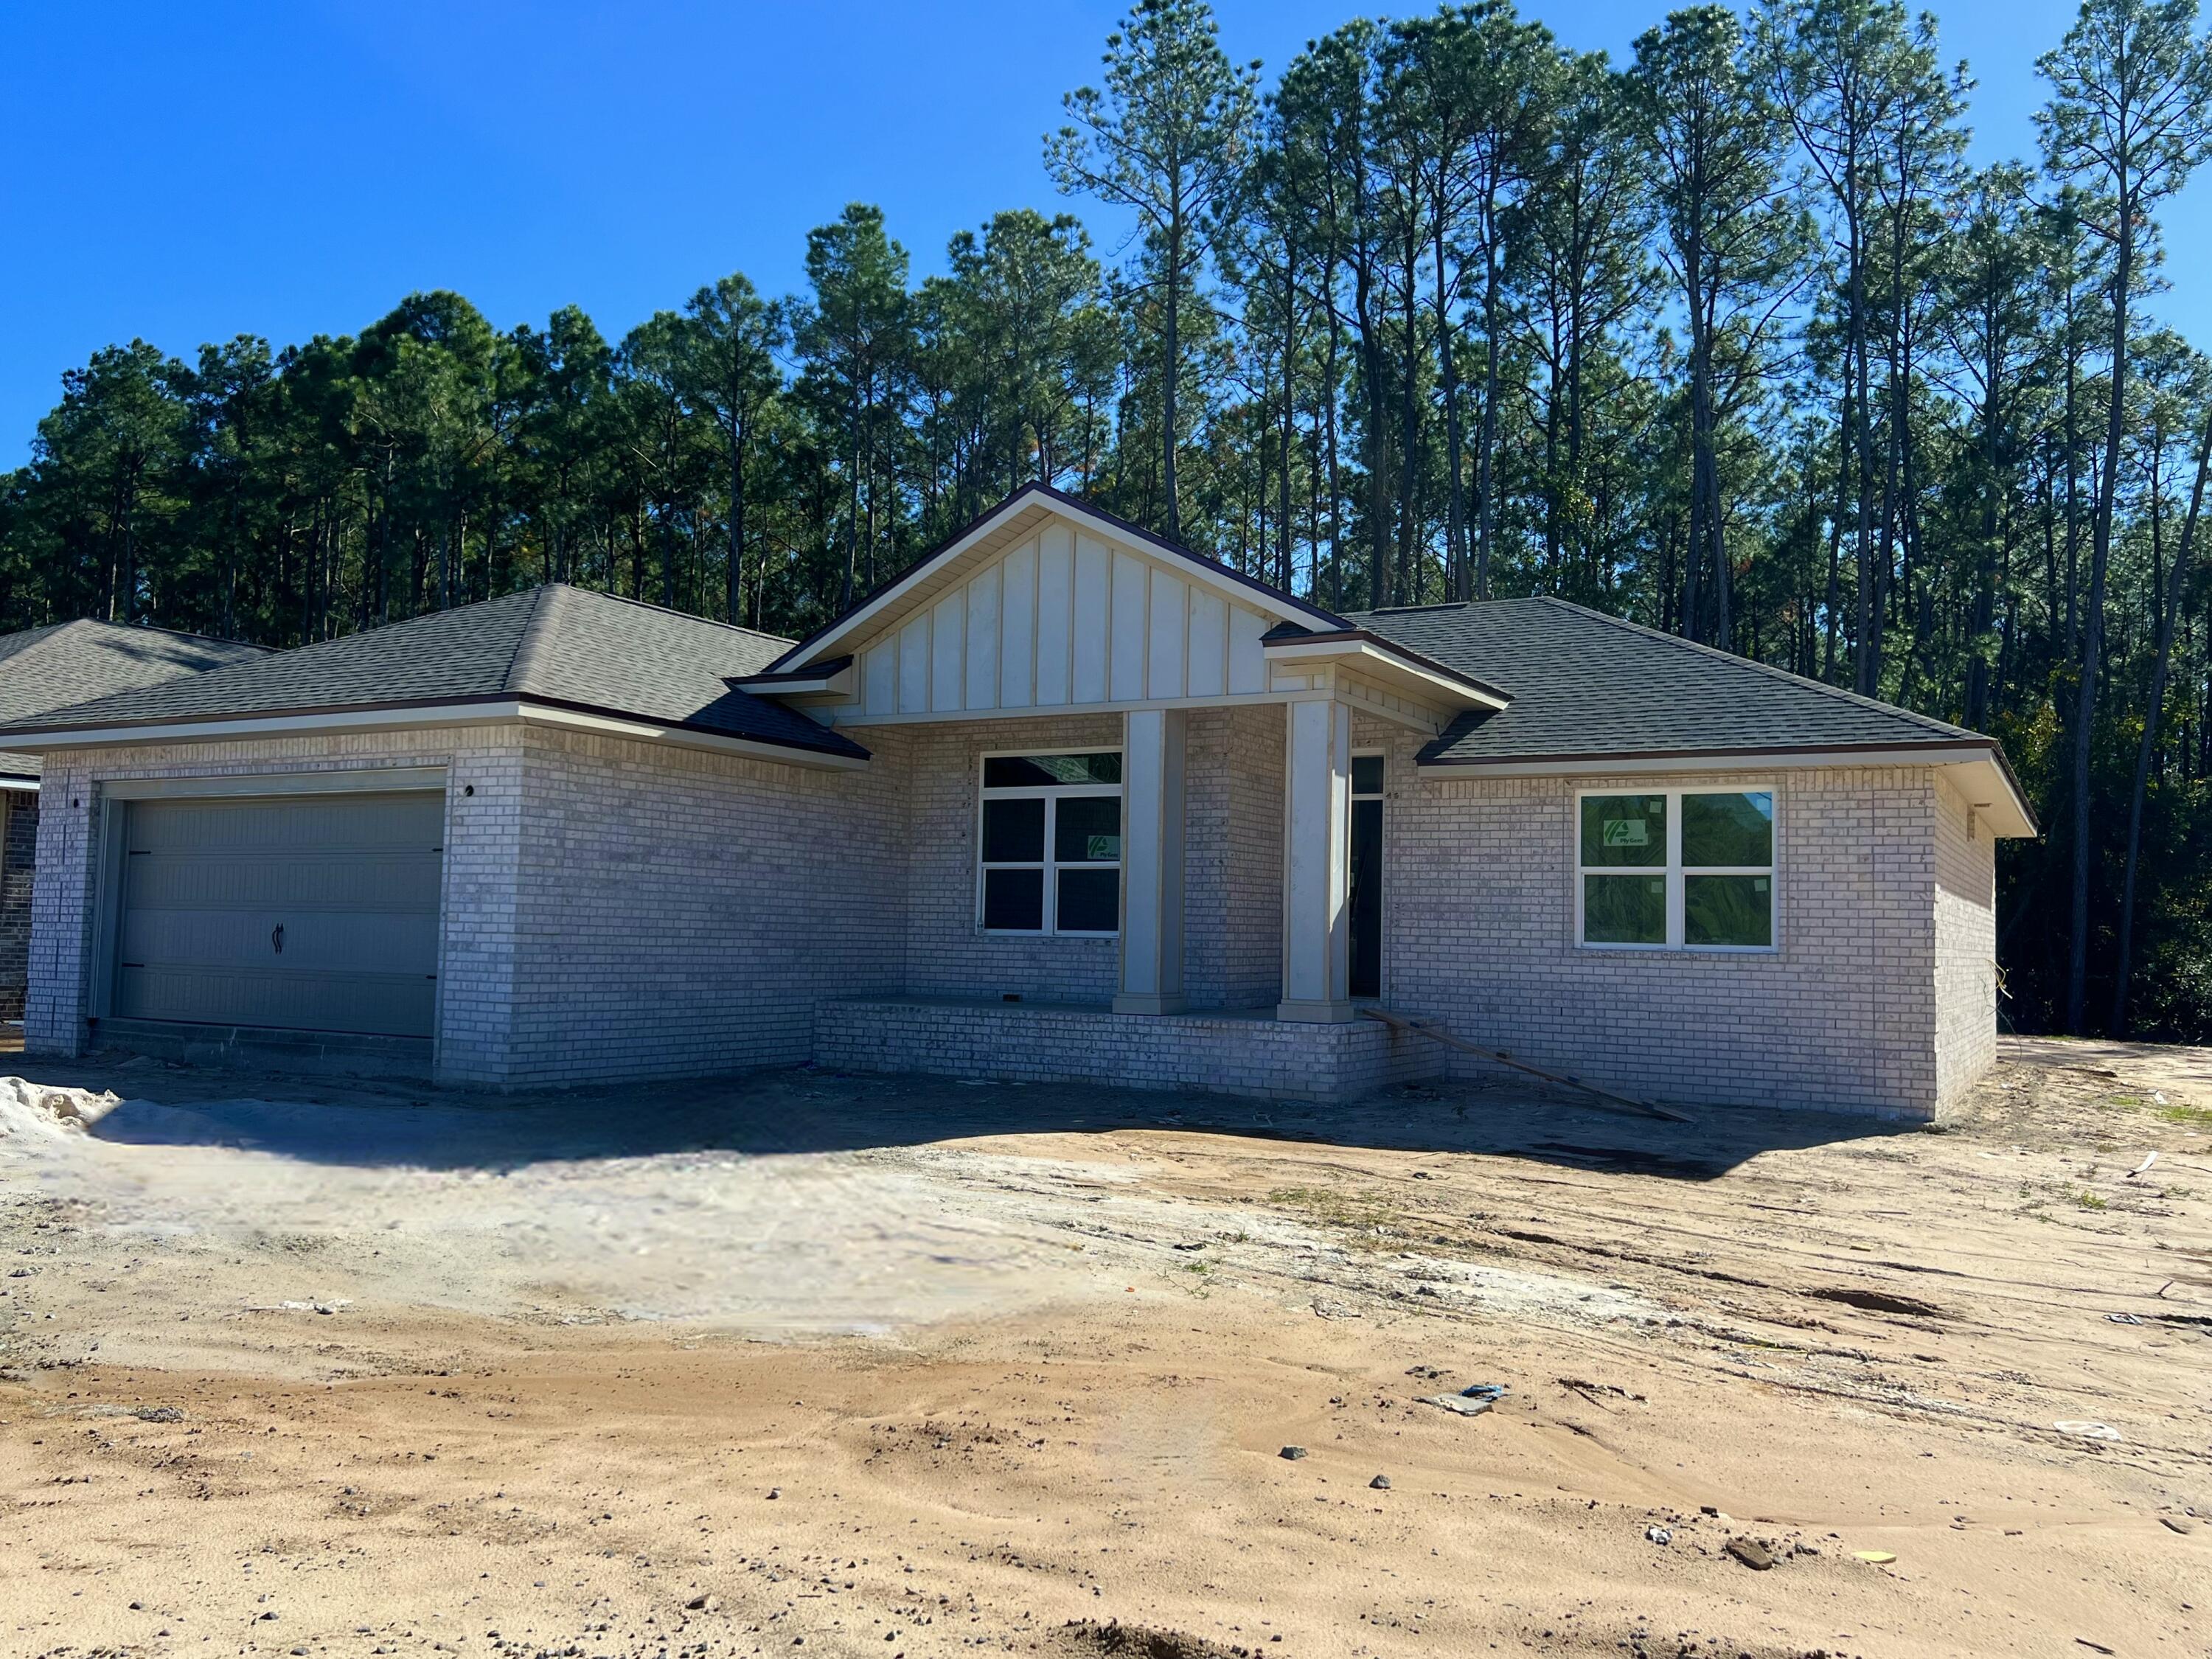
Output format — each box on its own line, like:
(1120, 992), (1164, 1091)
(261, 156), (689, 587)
(1, 1049), (1919, 1183)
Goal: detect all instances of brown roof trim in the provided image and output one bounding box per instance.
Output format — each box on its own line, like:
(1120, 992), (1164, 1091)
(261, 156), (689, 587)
(1416, 733), (2037, 834)
(0, 689), (872, 762)
(1416, 735), (2000, 766)
(766, 481), (1352, 672)
(728, 655), (855, 689)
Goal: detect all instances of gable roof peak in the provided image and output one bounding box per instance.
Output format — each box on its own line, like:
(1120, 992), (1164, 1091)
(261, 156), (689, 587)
(767, 481), (1349, 672)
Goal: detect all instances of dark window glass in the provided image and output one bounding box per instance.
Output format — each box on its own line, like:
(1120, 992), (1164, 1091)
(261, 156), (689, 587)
(1686, 874), (1773, 947)
(982, 752), (1123, 788)
(1352, 755), (1385, 796)
(1349, 796), (1383, 996)
(983, 867), (1044, 931)
(981, 798), (1045, 863)
(1683, 791), (1773, 867)
(1057, 868), (1120, 933)
(1583, 874), (1666, 944)
(1055, 796), (1121, 863)
(1580, 795), (1666, 866)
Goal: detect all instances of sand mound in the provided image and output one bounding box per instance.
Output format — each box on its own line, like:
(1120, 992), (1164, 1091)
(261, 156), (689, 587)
(0, 1074), (122, 1145)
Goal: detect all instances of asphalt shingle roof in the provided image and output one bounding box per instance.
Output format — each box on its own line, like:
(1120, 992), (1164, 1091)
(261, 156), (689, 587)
(0, 619), (268, 779)
(0, 586), (868, 761)
(1347, 596), (1995, 765)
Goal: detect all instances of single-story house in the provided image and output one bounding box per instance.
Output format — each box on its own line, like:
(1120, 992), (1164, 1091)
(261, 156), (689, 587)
(0, 484), (2033, 1116)
(0, 619), (267, 1020)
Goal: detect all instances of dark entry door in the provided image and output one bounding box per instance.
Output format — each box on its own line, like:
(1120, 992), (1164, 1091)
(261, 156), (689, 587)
(1349, 754), (1384, 998)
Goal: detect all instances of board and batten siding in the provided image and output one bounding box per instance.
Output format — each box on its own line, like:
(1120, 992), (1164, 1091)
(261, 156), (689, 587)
(846, 521), (1274, 722)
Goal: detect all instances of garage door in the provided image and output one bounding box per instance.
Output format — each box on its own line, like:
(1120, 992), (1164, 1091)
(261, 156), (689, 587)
(112, 791), (445, 1038)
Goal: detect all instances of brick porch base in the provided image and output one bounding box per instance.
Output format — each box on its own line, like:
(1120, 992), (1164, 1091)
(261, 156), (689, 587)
(813, 996), (1445, 1104)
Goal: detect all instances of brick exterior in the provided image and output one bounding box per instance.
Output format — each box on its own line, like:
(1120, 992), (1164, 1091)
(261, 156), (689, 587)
(25, 725), (529, 1071)
(815, 996), (1441, 1102)
(21, 701), (2000, 1116)
(0, 789), (37, 1020)
(877, 714), (1124, 1004)
(1350, 712), (1980, 1119)
(1184, 704), (1284, 1007)
(494, 723), (905, 1087)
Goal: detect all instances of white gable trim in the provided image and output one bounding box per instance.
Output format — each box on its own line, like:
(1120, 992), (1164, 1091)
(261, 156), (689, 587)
(767, 485), (1345, 675)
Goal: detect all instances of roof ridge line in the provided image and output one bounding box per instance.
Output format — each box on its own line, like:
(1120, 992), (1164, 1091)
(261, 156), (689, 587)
(504, 586), (562, 695)
(1534, 597), (1984, 742)
(548, 582), (796, 646)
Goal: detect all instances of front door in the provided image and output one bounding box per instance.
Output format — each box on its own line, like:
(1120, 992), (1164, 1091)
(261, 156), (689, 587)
(1349, 753), (1384, 998)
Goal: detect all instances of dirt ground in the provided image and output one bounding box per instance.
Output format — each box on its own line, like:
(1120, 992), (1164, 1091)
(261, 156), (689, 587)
(0, 1037), (2207, 1659)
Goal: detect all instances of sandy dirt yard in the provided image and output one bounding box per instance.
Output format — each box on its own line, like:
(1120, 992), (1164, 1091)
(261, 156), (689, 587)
(0, 1038), (2208, 1659)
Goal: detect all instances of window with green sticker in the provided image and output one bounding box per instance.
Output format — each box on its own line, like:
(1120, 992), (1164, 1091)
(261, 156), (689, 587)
(1576, 787), (1777, 950)
(1580, 795), (1667, 866)
(979, 752), (1122, 935)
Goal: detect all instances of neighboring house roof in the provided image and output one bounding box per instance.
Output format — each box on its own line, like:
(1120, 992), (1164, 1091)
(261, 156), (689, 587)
(1350, 595), (2034, 831)
(0, 586), (870, 764)
(0, 619), (270, 782)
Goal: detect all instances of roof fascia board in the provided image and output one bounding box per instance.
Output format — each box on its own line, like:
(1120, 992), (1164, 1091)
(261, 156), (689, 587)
(770, 488), (1347, 673)
(1417, 743), (2035, 835)
(830, 688), (1315, 727)
(1262, 635), (1509, 711)
(517, 704), (870, 771)
(6, 698), (870, 772)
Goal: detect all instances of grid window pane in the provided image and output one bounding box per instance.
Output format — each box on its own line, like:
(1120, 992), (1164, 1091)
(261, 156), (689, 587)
(1352, 755), (1385, 795)
(1054, 796), (1121, 863)
(983, 752), (1122, 788)
(981, 798), (1045, 863)
(982, 867), (1044, 931)
(1580, 795), (1666, 866)
(1683, 791), (1773, 867)
(1056, 868), (1120, 933)
(1583, 874), (1666, 944)
(1686, 874), (1772, 947)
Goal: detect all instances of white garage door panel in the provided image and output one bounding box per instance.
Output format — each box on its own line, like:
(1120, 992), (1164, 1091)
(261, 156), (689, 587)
(114, 792), (445, 1038)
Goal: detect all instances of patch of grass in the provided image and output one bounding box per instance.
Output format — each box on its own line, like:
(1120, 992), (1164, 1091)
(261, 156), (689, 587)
(2158, 1102), (2212, 1127)
(1265, 1184), (1405, 1243)
(2074, 1189), (2108, 1211)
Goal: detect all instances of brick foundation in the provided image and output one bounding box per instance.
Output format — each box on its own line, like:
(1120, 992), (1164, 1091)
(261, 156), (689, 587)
(815, 996), (1444, 1102)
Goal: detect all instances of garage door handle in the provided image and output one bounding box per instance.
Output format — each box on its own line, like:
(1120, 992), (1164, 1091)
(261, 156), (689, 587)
(271, 923), (285, 955)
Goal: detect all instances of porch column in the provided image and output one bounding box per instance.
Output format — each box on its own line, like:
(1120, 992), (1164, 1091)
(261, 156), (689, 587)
(1277, 697), (1353, 1023)
(1114, 707), (1187, 1015)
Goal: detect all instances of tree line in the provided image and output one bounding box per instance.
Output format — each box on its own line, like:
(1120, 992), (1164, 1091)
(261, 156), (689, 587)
(5, 0), (2211, 1041)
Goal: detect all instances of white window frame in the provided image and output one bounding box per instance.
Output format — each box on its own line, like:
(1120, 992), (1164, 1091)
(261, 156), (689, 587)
(1572, 783), (1780, 953)
(977, 748), (1124, 938)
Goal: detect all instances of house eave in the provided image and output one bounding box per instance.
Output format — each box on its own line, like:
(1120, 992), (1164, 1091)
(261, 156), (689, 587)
(1416, 741), (2037, 837)
(0, 696), (873, 772)
(1261, 630), (1511, 712)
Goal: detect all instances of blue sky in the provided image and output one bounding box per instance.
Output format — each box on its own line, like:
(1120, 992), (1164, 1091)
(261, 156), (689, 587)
(1, 0), (2189, 465)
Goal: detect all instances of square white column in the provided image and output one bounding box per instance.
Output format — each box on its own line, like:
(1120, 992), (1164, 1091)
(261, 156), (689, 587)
(1114, 707), (1187, 1015)
(1278, 697), (1353, 1023)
